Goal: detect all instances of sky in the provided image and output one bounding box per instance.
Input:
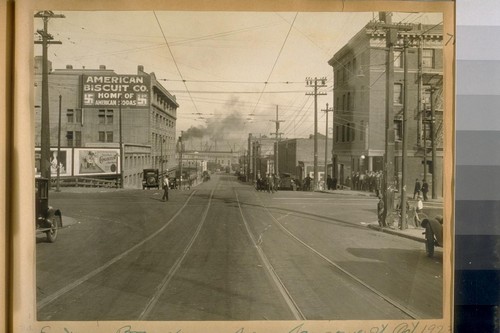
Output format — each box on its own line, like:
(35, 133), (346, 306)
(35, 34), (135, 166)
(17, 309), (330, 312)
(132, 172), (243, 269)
(35, 11), (443, 152)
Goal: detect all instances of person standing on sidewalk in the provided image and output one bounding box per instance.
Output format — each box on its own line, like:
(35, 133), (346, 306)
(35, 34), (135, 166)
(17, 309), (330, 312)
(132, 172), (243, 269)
(162, 176), (170, 201)
(413, 178), (421, 199)
(421, 180), (429, 201)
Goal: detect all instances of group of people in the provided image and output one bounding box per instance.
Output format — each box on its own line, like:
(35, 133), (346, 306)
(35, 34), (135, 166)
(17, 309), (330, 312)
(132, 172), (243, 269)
(413, 178), (429, 201)
(256, 173), (280, 193)
(344, 171), (383, 196)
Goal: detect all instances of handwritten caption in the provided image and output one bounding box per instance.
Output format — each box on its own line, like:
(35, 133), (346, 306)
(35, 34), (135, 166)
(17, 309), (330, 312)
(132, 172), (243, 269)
(40, 321), (446, 333)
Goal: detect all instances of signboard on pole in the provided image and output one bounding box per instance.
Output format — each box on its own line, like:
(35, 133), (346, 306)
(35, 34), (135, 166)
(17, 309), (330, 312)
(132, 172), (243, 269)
(74, 148), (120, 176)
(82, 75), (150, 108)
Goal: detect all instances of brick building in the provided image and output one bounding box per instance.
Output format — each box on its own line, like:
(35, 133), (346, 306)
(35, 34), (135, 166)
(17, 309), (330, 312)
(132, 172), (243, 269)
(328, 19), (444, 196)
(34, 57), (178, 188)
(277, 134), (333, 182)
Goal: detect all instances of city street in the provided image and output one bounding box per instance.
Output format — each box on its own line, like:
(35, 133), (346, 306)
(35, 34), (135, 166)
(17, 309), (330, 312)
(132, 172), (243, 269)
(36, 174), (443, 321)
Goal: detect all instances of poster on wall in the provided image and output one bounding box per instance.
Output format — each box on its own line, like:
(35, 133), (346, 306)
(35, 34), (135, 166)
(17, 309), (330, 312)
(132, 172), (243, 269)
(35, 148), (72, 177)
(74, 148), (120, 176)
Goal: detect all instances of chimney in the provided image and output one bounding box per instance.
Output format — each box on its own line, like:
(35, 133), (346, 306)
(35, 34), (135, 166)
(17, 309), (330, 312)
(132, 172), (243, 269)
(99, 65), (106, 70)
(66, 65), (73, 69)
(138, 65), (144, 73)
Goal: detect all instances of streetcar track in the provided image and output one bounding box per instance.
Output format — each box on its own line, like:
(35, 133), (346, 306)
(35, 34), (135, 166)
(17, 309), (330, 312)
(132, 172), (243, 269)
(233, 187), (306, 320)
(246, 185), (419, 319)
(138, 186), (216, 320)
(37, 190), (199, 311)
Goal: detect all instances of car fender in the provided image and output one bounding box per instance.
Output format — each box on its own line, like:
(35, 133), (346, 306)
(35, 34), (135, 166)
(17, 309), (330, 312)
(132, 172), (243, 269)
(47, 206), (63, 228)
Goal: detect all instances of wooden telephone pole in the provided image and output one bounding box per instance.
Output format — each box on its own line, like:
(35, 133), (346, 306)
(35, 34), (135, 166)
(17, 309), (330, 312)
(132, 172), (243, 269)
(306, 77), (327, 190)
(34, 11), (64, 181)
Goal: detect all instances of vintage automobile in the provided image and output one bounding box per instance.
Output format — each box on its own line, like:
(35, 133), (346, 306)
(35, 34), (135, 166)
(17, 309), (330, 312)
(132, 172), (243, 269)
(421, 215), (443, 258)
(142, 168), (160, 190)
(35, 177), (62, 243)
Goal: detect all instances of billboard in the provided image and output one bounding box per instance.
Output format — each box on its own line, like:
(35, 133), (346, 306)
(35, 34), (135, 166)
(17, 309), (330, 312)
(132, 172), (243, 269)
(74, 148), (120, 176)
(35, 148), (72, 177)
(82, 74), (150, 108)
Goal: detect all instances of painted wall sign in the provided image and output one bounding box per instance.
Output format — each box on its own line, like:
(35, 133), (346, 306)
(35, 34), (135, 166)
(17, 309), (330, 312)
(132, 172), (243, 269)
(82, 75), (150, 108)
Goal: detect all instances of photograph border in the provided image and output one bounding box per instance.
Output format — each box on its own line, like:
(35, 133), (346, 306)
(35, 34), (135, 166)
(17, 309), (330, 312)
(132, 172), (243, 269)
(11, 1), (455, 332)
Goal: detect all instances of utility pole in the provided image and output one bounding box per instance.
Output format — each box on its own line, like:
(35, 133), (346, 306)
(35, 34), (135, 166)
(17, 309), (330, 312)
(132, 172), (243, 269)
(179, 131), (183, 189)
(400, 37), (410, 230)
(34, 11), (64, 182)
(56, 95), (62, 192)
(322, 103), (333, 180)
(118, 96), (124, 188)
(368, 13), (412, 228)
(306, 77), (327, 190)
(430, 86), (437, 199)
(270, 105), (284, 176)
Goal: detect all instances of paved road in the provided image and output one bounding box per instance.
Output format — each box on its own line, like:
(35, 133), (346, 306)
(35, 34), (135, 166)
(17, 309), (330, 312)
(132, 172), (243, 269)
(36, 174), (443, 321)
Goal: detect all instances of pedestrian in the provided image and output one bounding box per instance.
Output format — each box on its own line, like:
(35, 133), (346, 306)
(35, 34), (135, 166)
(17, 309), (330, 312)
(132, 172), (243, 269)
(332, 176), (338, 190)
(421, 180), (429, 201)
(377, 197), (384, 227)
(413, 178), (421, 199)
(327, 175), (333, 190)
(162, 176), (169, 201)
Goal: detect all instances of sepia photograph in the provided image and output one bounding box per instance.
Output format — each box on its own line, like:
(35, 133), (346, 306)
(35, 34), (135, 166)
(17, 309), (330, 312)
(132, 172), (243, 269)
(12, 1), (455, 332)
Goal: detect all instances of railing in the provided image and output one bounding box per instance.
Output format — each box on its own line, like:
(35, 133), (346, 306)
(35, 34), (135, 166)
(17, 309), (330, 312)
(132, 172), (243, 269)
(50, 177), (118, 188)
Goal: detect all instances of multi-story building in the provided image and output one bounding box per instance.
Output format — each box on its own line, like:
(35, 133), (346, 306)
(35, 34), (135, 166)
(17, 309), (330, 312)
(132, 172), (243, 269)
(34, 57), (178, 188)
(328, 19), (444, 196)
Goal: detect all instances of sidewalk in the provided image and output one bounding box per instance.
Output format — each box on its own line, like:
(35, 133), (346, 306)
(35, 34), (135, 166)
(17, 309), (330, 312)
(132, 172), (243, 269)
(367, 223), (426, 243)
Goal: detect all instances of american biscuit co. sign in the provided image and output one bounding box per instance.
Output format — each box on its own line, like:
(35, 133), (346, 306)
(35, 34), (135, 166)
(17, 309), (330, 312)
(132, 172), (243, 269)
(82, 74), (151, 108)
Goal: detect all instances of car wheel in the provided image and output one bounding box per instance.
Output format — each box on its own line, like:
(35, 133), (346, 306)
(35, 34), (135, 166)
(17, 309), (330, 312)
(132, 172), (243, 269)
(46, 215), (60, 243)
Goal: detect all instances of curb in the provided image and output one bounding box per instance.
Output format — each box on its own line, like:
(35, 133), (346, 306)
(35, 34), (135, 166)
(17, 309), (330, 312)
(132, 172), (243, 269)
(367, 224), (425, 243)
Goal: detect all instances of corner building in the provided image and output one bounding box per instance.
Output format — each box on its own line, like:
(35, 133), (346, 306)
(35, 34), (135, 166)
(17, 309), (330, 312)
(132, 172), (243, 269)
(328, 20), (444, 197)
(34, 58), (178, 188)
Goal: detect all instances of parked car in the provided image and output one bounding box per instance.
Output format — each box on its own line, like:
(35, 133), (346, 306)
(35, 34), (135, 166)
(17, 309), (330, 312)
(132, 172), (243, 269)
(35, 177), (62, 242)
(169, 177), (178, 189)
(142, 169), (160, 190)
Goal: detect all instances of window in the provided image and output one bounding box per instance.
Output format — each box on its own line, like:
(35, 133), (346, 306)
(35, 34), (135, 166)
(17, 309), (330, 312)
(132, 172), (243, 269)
(99, 109), (113, 124)
(394, 50), (403, 68)
(106, 110), (113, 124)
(347, 92), (351, 111)
(341, 125), (346, 142)
(106, 131), (113, 142)
(346, 125), (350, 142)
(422, 49), (434, 68)
(99, 131), (106, 142)
(98, 109), (106, 124)
(342, 95), (346, 112)
(67, 109), (74, 123)
(394, 119), (402, 141)
(423, 122), (432, 140)
(75, 131), (81, 146)
(360, 121), (365, 141)
(66, 131), (73, 147)
(336, 97), (340, 111)
(394, 83), (403, 104)
(351, 123), (356, 141)
(336, 125), (339, 142)
(423, 85), (431, 109)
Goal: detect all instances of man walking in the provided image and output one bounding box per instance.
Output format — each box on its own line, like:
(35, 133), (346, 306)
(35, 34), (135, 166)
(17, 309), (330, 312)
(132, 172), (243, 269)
(421, 180), (429, 201)
(413, 178), (421, 199)
(162, 175), (170, 201)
